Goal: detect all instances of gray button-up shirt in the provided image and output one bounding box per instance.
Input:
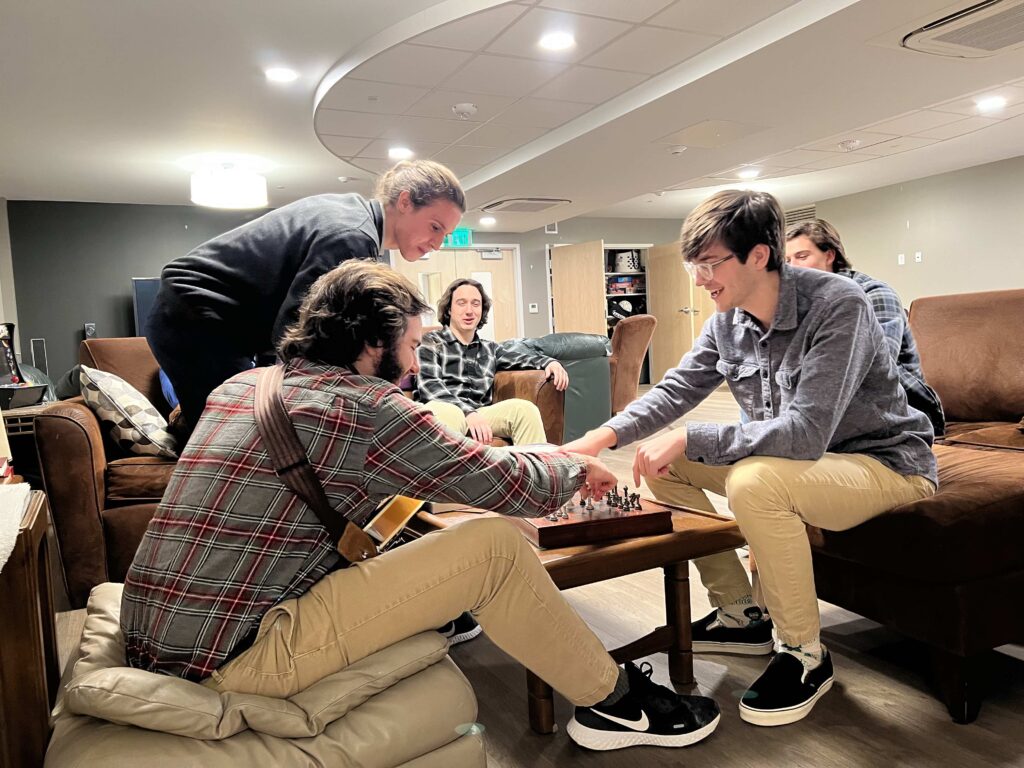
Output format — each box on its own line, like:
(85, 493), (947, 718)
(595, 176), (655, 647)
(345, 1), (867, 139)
(605, 264), (937, 486)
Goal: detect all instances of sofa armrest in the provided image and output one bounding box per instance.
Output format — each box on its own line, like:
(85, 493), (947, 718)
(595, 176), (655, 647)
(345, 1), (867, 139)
(493, 370), (565, 444)
(34, 399), (110, 608)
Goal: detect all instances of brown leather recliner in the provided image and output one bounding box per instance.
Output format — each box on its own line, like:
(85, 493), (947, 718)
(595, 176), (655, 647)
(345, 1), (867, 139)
(35, 338), (176, 608)
(609, 314), (657, 415)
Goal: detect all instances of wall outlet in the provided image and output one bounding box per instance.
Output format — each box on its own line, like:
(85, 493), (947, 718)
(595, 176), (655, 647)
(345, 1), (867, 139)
(897, 253), (905, 266)
(914, 251), (923, 263)
(84, 322), (97, 338)
(528, 302), (539, 314)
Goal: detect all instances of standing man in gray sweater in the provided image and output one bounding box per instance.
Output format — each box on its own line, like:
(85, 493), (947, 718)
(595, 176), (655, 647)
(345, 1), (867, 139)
(564, 190), (937, 727)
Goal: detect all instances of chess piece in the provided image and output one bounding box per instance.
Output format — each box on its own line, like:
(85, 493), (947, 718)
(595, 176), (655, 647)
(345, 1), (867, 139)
(585, 497), (595, 511)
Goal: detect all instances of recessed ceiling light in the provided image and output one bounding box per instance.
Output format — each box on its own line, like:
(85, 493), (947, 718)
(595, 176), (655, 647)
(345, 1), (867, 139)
(265, 67), (298, 83)
(388, 146), (414, 160)
(538, 31), (575, 51)
(480, 216), (496, 226)
(975, 95), (1007, 113)
(191, 165), (268, 209)
(737, 168), (761, 179)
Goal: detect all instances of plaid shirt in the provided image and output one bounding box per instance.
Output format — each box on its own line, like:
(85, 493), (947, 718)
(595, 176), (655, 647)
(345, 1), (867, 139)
(416, 327), (555, 414)
(842, 270), (945, 435)
(121, 359), (584, 681)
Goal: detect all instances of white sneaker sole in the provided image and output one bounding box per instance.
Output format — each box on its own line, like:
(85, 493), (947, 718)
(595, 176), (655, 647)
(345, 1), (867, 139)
(692, 639), (774, 656)
(738, 677), (834, 726)
(566, 712), (720, 751)
(444, 624), (483, 645)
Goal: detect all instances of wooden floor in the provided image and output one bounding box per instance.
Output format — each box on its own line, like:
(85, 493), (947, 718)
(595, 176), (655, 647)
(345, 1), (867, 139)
(54, 387), (1024, 767)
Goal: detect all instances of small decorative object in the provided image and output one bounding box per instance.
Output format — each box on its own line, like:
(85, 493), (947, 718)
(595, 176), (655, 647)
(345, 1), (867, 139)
(614, 251), (641, 272)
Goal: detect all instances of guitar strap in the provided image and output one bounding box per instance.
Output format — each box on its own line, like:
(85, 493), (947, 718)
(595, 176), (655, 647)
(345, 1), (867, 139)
(253, 364), (377, 565)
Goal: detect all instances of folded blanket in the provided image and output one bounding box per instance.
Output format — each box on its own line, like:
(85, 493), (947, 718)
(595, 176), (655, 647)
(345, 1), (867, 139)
(0, 482), (31, 575)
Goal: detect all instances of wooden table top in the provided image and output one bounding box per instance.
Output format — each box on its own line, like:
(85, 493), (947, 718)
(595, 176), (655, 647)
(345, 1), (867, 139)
(412, 501), (746, 590)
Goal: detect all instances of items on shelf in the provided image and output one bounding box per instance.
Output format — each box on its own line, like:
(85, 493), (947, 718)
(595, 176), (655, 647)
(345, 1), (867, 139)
(606, 275), (646, 295)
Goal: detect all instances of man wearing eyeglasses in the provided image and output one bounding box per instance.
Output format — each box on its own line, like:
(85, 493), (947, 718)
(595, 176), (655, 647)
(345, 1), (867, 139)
(563, 189), (937, 727)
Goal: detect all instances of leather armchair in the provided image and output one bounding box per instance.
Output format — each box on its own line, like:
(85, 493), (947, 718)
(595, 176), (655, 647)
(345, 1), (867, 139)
(35, 338), (175, 608)
(609, 315), (657, 415)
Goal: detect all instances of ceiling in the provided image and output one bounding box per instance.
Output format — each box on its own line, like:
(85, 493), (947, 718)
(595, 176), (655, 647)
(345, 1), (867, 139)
(3, 0), (1024, 232)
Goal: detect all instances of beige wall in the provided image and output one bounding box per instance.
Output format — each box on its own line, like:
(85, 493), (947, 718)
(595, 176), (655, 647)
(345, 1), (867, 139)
(815, 154), (1024, 306)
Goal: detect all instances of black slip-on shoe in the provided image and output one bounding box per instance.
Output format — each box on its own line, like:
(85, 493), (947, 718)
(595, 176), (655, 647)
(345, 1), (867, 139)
(567, 662), (721, 751)
(436, 612), (483, 645)
(691, 607), (774, 655)
(739, 649), (834, 726)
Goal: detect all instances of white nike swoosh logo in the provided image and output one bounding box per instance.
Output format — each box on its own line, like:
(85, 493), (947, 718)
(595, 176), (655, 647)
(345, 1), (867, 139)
(593, 709), (650, 731)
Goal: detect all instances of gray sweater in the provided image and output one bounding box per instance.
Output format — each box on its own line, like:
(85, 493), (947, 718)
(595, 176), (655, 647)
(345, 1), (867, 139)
(605, 264), (937, 486)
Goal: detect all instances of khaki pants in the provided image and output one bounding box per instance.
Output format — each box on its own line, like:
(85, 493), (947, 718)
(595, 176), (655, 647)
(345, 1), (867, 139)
(423, 399), (547, 445)
(204, 517), (618, 704)
(646, 453), (934, 647)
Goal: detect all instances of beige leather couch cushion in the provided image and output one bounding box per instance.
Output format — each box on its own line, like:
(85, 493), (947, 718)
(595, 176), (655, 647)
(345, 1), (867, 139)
(47, 583), (486, 768)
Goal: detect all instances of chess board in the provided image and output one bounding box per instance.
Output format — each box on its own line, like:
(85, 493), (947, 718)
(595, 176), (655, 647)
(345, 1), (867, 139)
(510, 492), (673, 549)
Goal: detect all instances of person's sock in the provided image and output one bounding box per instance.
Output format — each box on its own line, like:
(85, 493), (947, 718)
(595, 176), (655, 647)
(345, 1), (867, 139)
(780, 639), (824, 671)
(715, 595), (761, 628)
(595, 666), (630, 706)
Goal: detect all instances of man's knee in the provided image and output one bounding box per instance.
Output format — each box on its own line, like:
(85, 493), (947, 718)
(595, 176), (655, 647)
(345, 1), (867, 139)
(723, 457), (789, 517)
(449, 516), (527, 558)
(426, 401), (468, 433)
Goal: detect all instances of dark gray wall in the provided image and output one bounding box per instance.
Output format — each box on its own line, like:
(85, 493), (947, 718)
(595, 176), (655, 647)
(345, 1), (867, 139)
(8, 201), (265, 378)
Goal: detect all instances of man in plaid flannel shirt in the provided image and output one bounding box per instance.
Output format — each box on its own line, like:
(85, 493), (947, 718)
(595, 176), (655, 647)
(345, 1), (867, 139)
(785, 218), (944, 435)
(119, 260), (723, 751)
(417, 277), (568, 445)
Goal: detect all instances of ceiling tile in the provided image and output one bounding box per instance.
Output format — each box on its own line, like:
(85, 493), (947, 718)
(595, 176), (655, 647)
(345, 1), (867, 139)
(439, 162), (483, 179)
(486, 7), (631, 64)
(378, 114), (480, 144)
(798, 153), (872, 171)
(434, 145), (509, 165)
(320, 135), (374, 157)
(489, 97), (592, 128)
(532, 65), (647, 103)
(710, 165), (790, 180)
(867, 110), (964, 135)
(440, 54), (567, 97)
(657, 119), (766, 148)
(855, 136), (938, 157)
(356, 139), (451, 160)
(767, 149), (844, 167)
(800, 130), (898, 153)
(539, 0), (675, 23)
(930, 85), (1024, 116)
(582, 26), (718, 74)
(348, 157), (399, 175)
(405, 90), (516, 121)
(459, 122), (548, 148)
(647, 0), (795, 36)
(315, 109), (394, 139)
(665, 176), (719, 191)
(319, 79), (430, 115)
(912, 115), (1000, 140)
(411, 4), (531, 52)
(348, 44), (473, 89)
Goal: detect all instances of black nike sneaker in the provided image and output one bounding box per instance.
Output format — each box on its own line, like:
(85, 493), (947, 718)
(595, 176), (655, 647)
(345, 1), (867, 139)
(436, 612), (483, 645)
(691, 607), (775, 655)
(567, 662), (720, 750)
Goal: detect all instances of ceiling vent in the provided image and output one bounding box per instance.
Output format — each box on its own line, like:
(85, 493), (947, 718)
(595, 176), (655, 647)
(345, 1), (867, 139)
(902, 0), (1024, 58)
(784, 205), (817, 229)
(480, 197), (571, 214)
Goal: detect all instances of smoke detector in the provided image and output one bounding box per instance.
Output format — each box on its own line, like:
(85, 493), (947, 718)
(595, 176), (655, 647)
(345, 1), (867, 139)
(836, 138), (862, 152)
(451, 102), (478, 120)
(668, 145), (689, 155)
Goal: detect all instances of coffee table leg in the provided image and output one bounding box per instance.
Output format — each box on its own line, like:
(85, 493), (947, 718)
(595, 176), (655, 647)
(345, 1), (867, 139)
(664, 561), (693, 685)
(526, 669), (557, 734)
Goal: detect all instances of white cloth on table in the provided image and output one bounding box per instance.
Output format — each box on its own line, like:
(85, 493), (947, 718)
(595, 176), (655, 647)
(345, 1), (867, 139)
(0, 482), (31, 575)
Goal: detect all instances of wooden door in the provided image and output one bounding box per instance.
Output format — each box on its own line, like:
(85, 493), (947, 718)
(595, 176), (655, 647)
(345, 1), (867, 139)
(455, 248), (518, 342)
(647, 240), (696, 382)
(389, 250), (459, 327)
(549, 240), (605, 334)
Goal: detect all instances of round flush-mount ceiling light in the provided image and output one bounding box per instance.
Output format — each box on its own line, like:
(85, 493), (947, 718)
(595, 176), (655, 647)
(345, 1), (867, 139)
(539, 31), (575, 51)
(737, 167), (761, 180)
(479, 216), (496, 226)
(265, 67), (298, 83)
(388, 146), (414, 160)
(451, 102), (478, 120)
(975, 95), (1007, 113)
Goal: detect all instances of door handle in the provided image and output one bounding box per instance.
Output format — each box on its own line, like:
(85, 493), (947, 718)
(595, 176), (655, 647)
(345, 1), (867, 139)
(678, 307), (692, 314)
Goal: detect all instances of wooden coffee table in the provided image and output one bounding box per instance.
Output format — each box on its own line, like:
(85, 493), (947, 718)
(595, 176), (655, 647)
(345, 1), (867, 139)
(410, 501), (745, 734)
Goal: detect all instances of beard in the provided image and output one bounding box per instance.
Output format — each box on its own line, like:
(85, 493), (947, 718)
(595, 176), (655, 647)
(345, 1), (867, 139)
(373, 343), (404, 384)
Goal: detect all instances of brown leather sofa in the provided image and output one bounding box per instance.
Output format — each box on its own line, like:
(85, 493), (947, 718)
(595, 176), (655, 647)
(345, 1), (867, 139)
(808, 288), (1024, 723)
(609, 314), (656, 415)
(36, 338), (565, 608)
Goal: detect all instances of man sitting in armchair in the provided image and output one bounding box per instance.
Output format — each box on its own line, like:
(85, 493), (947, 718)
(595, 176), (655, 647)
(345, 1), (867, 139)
(417, 278), (568, 445)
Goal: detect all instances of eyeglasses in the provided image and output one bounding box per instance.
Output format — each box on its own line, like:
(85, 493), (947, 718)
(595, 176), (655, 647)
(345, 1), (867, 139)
(683, 253), (735, 281)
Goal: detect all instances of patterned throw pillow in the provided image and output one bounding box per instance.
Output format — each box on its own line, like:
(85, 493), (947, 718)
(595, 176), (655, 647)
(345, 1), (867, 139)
(80, 366), (179, 459)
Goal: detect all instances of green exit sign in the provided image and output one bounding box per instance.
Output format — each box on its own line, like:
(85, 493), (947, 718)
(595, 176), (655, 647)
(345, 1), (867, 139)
(443, 227), (473, 248)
